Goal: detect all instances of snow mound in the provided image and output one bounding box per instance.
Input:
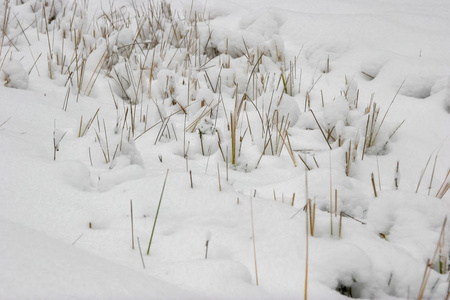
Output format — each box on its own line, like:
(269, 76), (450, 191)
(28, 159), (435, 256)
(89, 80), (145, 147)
(0, 217), (196, 300)
(1, 59), (29, 90)
(362, 54), (448, 99)
(368, 191), (449, 259)
(55, 160), (92, 191)
(323, 96), (349, 128)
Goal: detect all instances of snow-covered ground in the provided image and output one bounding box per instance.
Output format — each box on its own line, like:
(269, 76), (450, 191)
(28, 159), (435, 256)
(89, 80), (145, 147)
(0, 0), (449, 299)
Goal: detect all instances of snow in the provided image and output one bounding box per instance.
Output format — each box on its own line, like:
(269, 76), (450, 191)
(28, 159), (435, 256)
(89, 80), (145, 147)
(0, 217), (196, 300)
(0, 0), (449, 299)
(1, 59), (29, 90)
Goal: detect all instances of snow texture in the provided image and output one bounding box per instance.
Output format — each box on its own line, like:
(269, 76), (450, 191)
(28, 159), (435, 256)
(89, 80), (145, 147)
(0, 0), (449, 299)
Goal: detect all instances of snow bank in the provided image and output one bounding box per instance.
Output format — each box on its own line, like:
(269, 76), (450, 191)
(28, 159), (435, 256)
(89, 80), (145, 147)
(0, 217), (196, 300)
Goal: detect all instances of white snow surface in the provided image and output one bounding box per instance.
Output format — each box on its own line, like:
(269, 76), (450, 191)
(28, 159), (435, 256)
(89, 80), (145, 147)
(0, 0), (449, 299)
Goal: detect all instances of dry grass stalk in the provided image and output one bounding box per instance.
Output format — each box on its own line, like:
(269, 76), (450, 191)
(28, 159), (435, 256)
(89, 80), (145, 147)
(53, 122), (67, 161)
(88, 147), (93, 166)
(217, 163), (222, 191)
(417, 217), (447, 300)
(364, 99), (380, 149)
(94, 130), (109, 163)
(72, 234), (84, 246)
(436, 170), (450, 199)
(285, 129), (297, 167)
(304, 168), (309, 300)
(428, 155), (438, 196)
(372, 80), (405, 144)
(147, 169), (170, 255)
(362, 114), (370, 160)
(137, 237), (145, 269)
(394, 161), (400, 190)
(28, 52), (42, 75)
(371, 173), (377, 197)
(136, 103), (194, 141)
(186, 102), (220, 133)
(79, 108), (100, 137)
(130, 199), (134, 250)
(334, 189), (337, 217)
(307, 198), (315, 237)
(84, 50), (107, 96)
(341, 212), (366, 225)
(416, 154), (433, 193)
(313, 156), (319, 168)
(310, 109), (332, 150)
(102, 119), (110, 162)
(226, 149), (229, 182)
(230, 90), (248, 165)
(0, 0), (10, 64)
(0, 117), (11, 130)
(62, 86), (71, 111)
(329, 152), (333, 236)
(205, 239), (209, 259)
(297, 153), (311, 170)
(377, 156), (382, 191)
(250, 192), (259, 286)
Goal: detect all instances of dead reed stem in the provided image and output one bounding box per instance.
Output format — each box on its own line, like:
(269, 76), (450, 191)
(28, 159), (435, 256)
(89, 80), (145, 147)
(304, 168), (309, 300)
(334, 189), (337, 217)
(436, 170), (450, 199)
(137, 237), (145, 269)
(329, 152), (333, 236)
(395, 161), (400, 190)
(372, 80), (405, 143)
(371, 173), (377, 197)
(428, 155), (438, 196)
(250, 192), (259, 286)
(147, 169), (170, 255)
(217, 163), (222, 191)
(376, 156), (381, 191)
(72, 234), (83, 246)
(310, 110), (332, 150)
(130, 199), (134, 250)
(416, 153), (433, 193)
(417, 217), (447, 300)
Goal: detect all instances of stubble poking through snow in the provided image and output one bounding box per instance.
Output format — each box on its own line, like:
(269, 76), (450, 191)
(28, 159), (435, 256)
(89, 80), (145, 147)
(0, 0), (449, 299)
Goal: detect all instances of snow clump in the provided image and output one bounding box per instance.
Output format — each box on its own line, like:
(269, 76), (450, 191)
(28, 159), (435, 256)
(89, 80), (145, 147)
(1, 59), (29, 90)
